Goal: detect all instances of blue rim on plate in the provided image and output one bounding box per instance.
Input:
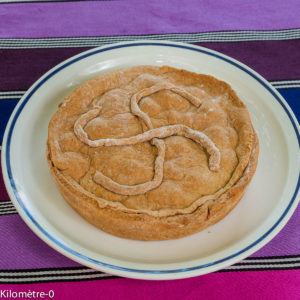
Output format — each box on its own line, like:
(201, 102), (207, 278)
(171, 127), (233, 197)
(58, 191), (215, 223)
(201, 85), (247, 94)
(3, 42), (300, 275)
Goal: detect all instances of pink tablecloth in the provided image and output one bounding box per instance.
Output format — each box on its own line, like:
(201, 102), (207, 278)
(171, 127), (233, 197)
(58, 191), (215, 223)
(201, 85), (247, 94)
(0, 1), (299, 299)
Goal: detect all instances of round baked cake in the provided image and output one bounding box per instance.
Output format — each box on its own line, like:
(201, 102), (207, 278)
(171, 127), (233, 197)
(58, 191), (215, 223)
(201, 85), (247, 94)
(47, 65), (259, 240)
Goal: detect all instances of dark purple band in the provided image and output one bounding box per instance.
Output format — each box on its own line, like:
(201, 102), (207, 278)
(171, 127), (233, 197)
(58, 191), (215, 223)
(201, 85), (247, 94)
(1, 39), (300, 91)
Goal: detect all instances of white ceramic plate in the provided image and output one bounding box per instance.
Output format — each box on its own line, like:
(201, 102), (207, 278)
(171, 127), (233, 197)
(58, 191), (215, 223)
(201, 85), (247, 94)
(2, 41), (300, 280)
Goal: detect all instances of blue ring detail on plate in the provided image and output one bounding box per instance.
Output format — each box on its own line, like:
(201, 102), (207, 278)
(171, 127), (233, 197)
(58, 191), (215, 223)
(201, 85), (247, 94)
(5, 42), (300, 275)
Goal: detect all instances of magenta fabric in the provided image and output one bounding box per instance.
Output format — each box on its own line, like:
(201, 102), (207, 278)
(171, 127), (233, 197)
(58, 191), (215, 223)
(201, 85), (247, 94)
(0, 1), (299, 299)
(0, 270), (299, 300)
(0, 0), (300, 38)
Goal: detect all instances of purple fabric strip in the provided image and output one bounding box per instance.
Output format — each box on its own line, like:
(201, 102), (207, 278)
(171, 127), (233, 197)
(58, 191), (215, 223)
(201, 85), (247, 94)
(0, 206), (298, 270)
(1, 1), (300, 38)
(1, 39), (300, 91)
(0, 214), (80, 269)
(252, 204), (300, 257)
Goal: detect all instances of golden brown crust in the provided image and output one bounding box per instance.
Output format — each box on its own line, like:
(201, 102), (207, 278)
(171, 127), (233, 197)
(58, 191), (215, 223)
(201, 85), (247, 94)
(46, 65), (259, 240)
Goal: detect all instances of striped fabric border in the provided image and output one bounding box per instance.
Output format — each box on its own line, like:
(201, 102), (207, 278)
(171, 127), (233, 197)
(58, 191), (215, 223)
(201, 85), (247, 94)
(0, 256), (299, 283)
(271, 79), (300, 89)
(0, 201), (16, 216)
(0, 268), (114, 283)
(0, 91), (26, 100)
(1, 29), (300, 49)
(1, 80), (299, 102)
